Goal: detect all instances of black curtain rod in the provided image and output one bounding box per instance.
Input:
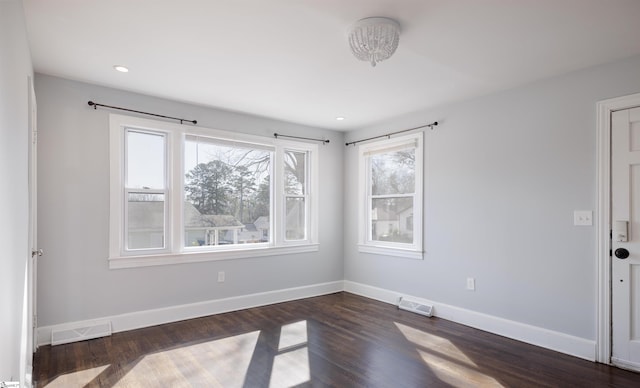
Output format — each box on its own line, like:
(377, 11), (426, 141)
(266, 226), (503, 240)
(274, 133), (330, 144)
(88, 101), (197, 125)
(345, 121), (438, 147)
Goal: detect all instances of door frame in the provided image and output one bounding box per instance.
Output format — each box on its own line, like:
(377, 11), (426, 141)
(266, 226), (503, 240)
(21, 75), (38, 387)
(596, 92), (640, 364)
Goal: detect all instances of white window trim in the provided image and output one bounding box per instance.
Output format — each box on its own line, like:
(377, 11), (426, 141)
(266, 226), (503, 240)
(109, 244), (320, 269)
(357, 132), (424, 259)
(280, 147), (313, 244)
(109, 114), (319, 269)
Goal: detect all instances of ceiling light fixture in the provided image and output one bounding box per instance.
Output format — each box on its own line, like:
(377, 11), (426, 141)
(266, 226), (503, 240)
(113, 65), (129, 73)
(336, 117), (345, 121)
(348, 17), (400, 67)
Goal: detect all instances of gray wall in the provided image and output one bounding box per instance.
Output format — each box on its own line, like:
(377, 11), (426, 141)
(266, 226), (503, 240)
(32, 40), (640, 350)
(35, 74), (344, 327)
(344, 54), (640, 341)
(0, 0), (32, 381)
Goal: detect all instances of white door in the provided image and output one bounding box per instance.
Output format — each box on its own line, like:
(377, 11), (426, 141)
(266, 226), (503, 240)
(611, 106), (640, 371)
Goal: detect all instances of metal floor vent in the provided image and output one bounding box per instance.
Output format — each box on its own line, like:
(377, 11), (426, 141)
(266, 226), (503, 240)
(51, 320), (112, 346)
(398, 297), (433, 317)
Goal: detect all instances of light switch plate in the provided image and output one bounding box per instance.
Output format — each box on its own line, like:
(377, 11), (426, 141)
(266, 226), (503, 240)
(574, 210), (593, 226)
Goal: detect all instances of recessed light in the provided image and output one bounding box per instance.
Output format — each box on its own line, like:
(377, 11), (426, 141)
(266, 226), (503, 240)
(113, 65), (129, 73)
(336, 117), (345, 121)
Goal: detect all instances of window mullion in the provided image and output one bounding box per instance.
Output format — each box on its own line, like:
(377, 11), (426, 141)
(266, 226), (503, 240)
(370, 193), (414, 199)
(171, 131), (182, 253)
(125, 188), (165, 194)
(274, 146), (284, 246)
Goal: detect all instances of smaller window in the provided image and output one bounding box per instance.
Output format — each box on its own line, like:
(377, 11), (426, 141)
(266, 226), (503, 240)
(123, 129), (169, 254)
(284, 150), (308, 241)
(358, 133), (423, 259)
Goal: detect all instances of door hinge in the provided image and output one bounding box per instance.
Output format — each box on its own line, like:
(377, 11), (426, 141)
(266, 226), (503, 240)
(33, 314), (37, 329)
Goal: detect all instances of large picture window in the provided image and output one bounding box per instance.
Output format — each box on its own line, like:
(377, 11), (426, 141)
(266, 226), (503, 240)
(109, 114), (318, 268)
(358, 133), (423, 259)
(184, 136), (272, 248)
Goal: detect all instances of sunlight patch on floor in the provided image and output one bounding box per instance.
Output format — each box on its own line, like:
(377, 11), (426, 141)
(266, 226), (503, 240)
(417, 349), (504, 388)
(394, 322), (477, 367)
(269, 320), (310, 387)
(278, 320), (308, 351)
(395, 322), (504, 388)
(120, 330), (260, 387)
(269, 347), (310, 388)
(45, 365), (110, 387)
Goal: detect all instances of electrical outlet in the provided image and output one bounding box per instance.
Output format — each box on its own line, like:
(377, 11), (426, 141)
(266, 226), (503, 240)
(218, 271), (225, 283)
(466, 277), (475, 291)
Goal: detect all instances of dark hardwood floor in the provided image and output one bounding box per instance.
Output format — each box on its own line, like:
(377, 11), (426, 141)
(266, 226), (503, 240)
(34, 292), (640, 387)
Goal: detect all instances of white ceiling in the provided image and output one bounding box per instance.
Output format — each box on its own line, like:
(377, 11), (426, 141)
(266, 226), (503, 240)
(23, 0), (640, 131)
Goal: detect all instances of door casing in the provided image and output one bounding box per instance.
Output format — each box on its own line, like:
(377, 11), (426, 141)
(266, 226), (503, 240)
(596, 92), (640, 364)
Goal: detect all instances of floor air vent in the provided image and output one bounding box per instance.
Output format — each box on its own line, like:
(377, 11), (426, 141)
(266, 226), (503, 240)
(398, 297), (433, 317)
(51, 321), (112, 346)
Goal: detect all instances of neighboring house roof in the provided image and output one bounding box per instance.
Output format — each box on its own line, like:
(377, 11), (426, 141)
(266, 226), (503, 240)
(129, 201), (243, 230)
(184, 202), (244, 228)
(371, 207), (394, 222)
(397, 206), (413, 217)
(254, 216), (269, 229)
(372, 204), (413, 221)
(128, 201), (165, 229)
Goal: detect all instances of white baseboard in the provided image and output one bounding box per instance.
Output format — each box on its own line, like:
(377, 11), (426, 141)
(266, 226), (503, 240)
(37, 280), (343, 346)
(343, 281), (596, 361)
(37, 280), (597, 362)
(612, 357), (640, 372)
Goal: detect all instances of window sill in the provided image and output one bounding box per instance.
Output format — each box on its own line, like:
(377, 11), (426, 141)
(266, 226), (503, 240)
(358, 244), (423, 260)
(109, 244), (320, 269)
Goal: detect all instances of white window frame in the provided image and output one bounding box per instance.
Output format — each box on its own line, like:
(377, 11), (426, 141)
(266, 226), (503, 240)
(109, 114), (318, 269)
(280, 148), (311, 244)
(123, 128), (170, 255)
(358, 132), (424, 259)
